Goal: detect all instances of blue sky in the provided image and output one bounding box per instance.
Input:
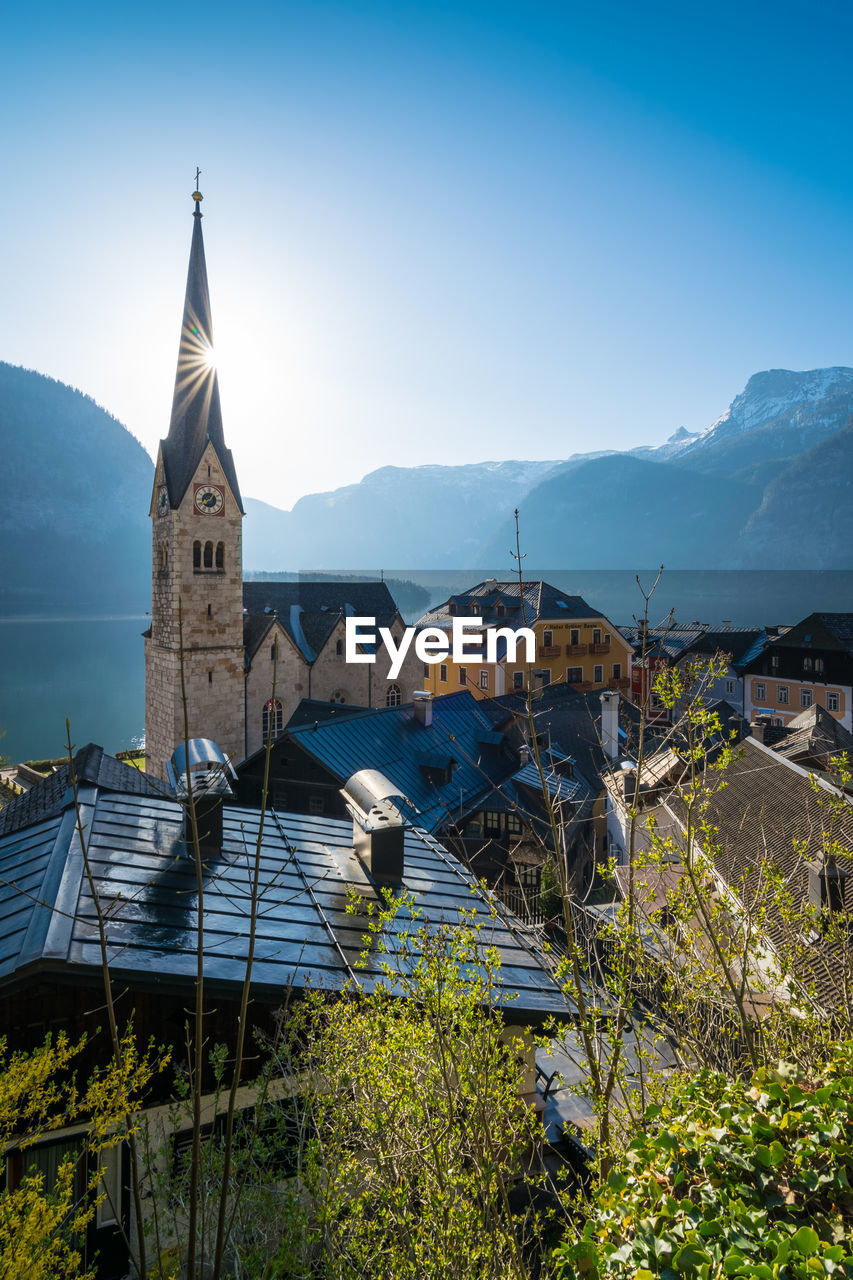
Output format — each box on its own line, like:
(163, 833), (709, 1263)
(2, 0), (852, 507)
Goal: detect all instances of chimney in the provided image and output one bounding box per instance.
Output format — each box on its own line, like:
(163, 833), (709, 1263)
(600, 690), (619, 761)
(412, 690), (433, 728)
(341, 769), (409, 885)
(519, 742), (532, 767)
(167, 739), (236, 855)
(750, 718), (767, 745)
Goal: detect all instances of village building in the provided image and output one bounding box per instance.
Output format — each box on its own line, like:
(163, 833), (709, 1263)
(144, 188), (421, 782)
(417, 580), (632, 702)
(742, 611), (853, 731)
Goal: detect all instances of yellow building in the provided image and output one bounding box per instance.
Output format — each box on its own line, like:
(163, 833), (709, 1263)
(417, 579), (632, 700)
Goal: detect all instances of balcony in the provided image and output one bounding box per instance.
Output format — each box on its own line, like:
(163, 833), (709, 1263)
(592, 642), (611, 655)
(608, 677), (630, 691)
(539, 645), (561, 658)
(566, 643), (588, 656)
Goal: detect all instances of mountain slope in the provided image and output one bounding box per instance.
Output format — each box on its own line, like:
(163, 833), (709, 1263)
(0, 363), (154, 613)
(735, 423), (853, 568)
(243, 460), (563, 570)
(478, 454), (763, 569)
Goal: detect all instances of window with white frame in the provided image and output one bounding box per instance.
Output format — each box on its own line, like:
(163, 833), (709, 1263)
(458, 666), (467, 686)
(612, 663), (622, 679)
(593, 664), (603, 683)
(827, 691), (840, 712)
(386, 683), (402, 707)
(725, 679), (735, 694)
(513, 671), (524, 690)
(755, 682), (766, 701)
(566, 666), (583, 683)
(801, 688), (813, 708)
(543, 629), (553, 647)
(479, 670), (489, 690)
(777, 686), (789, 705)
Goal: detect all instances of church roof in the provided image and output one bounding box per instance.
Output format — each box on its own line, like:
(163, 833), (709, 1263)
(159, 194), (243, 512)
(243, 580), (401, 664)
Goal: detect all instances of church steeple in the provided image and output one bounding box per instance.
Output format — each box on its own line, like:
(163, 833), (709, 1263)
(160, 182), (243, 512)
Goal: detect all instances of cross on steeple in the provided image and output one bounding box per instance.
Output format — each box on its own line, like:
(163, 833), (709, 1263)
(192, 169), (203, 214)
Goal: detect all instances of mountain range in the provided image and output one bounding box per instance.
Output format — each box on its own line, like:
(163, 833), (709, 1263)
(0, 361), (851, 616)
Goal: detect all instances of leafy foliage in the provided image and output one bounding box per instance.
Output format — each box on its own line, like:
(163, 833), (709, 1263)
(0, 1028), (162, 1280)
(293, 899), (551, 1280)
(555, 1042), (853, 1279)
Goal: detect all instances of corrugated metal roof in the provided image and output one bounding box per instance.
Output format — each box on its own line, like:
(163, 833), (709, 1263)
(0, 770), (574, 1022)
(286, 691), (517, 832)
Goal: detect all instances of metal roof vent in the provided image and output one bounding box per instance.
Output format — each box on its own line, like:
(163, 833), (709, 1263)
(341, 769), (410, 886)
(167, 739), (236, 855)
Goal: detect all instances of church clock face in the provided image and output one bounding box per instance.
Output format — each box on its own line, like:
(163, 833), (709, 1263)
(194, 484), (225, 515)
(157, 485), (169, 517)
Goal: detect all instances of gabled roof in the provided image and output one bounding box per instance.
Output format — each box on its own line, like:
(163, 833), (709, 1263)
(417, 580), (605, 629)
(0, 745), (160, 838)
(0, 751), (570, 1021)
(159, 197), (243, 512)
(277, 691), (517, 832)
(679, 628), (766, 667)
(765, 612), (853, 656)
(766, 703), (853, 768)
(243, 581), (400, 664)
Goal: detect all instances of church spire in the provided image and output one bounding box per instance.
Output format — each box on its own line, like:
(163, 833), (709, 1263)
(160, 179), (243, 512)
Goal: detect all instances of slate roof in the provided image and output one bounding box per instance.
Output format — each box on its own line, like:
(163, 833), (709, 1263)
(278, 691), (518, 832)
(0, 745), (161, 838)
(243, 581), (400, 664)
(494, 683), (645, 788)
(417, 580), (604, 629)
(159, 201), (243, 512)
(765, 703), (853, 769)
(662, 738), (853, 1011)
(0, 752), (571, 1022)
(769, 613), (853, 655)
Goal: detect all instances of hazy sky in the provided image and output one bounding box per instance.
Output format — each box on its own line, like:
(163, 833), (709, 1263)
(3, 0), (853, 508)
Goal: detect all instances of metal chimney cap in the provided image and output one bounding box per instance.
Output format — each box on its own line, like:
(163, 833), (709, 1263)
(167, 738), (236, 798)
(341, 769), (412, 823)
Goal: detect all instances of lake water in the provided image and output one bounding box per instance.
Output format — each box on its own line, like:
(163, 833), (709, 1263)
(1, 570), (851, 765)
(0, 617), (145, 764)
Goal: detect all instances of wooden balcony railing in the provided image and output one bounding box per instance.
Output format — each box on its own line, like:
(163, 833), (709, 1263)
(566, 643), (588, 656)
(592, 642), (611, 655)
(539, 645), (561, 658)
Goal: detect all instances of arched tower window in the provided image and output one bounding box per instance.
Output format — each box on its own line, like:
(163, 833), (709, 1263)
(157, 544), (168, 572)
(203, 541), (213, 569)
(193, 540), (201, 571)
(386, 683), (402, 707)
(215, 541), (224, 570)
(336, 638), (343, 656)
(263, 698), (283, 743)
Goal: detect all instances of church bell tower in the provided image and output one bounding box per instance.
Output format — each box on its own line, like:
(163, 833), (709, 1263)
(144, 182), (245, 782)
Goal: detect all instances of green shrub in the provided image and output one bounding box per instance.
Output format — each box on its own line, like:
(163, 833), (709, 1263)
(555, 1041), (853, 1279)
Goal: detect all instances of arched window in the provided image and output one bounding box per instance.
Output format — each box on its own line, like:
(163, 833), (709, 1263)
(158, 544), (168, 572)
(262, 698), (283, 743)
(336, 639), (343, 656)
(193, 540), (201, 570)
(386, 683), (402, 707)
(203, 541), (213, 569)
(215, 541), (224, 570)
